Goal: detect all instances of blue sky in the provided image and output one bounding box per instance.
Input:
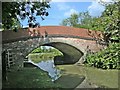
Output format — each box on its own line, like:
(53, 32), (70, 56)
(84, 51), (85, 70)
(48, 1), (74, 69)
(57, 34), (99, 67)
(37, 2), (92, 26)
(21, 0), (106, 27)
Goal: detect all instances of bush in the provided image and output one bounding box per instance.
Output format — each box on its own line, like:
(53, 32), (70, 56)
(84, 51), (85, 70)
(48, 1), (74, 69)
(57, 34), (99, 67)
(31, 48), (43, 53)
(85, 43), (120, 69)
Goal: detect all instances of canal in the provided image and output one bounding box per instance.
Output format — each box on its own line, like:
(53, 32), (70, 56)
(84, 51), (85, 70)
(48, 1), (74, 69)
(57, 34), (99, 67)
(3, 46), (118, 88)
(25, 53), (86, 88)
(26, 48), (118, 88)
(26, 53), (118, 88)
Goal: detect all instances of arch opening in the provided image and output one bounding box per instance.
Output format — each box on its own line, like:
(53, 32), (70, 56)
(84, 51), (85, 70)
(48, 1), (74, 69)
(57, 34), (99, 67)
(27, 46), (63, 64)
(25, 42), (83, 65)
(24, 46), (63, 81)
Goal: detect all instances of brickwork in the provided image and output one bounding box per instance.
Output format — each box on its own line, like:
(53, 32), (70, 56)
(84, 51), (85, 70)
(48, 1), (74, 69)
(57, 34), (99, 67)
(2, 26), (107, 70)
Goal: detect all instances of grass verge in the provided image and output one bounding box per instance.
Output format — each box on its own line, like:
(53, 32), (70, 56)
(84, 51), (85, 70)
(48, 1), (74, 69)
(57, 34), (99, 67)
(57, 65), (119, 88)
(3, 67), (61, 88)
(3, 66), (84, 89)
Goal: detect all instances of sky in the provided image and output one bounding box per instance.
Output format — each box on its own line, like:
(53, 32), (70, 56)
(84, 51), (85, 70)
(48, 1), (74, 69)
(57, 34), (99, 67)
(21, 0), (109, 27)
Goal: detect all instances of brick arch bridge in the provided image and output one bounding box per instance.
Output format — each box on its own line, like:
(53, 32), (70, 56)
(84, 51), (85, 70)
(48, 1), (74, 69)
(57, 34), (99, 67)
(2, 26), (106, 70)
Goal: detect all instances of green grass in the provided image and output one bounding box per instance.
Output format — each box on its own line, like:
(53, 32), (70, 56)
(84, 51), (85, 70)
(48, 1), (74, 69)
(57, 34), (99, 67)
(3, 67), (61, 88)
(3, 63), (118, 88)
(3, 66), (84, 89)
(57, 65), (119, 88)
(84, 66), (119, 88)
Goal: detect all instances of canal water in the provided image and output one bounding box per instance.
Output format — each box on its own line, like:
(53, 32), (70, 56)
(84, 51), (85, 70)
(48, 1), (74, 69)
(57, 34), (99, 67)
(37, 60), (61, 81)
(28, 59), (61, 81)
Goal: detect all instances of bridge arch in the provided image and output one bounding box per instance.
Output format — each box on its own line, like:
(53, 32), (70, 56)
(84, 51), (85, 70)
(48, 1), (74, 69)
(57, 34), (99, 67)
(2, 37), (85, 69)
(2, 26), (106, 70)
(24, 41), (83, 65)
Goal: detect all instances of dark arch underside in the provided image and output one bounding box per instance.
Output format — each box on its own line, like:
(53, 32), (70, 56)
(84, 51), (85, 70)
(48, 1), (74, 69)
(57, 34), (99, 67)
(43, 42), (83, 65)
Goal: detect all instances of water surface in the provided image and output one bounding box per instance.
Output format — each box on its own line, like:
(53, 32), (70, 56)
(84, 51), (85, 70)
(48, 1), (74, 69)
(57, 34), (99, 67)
(28, 59), (61, 81)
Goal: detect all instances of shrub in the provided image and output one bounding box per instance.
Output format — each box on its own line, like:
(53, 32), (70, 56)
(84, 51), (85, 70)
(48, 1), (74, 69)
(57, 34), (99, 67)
(85, 43), (120, 69)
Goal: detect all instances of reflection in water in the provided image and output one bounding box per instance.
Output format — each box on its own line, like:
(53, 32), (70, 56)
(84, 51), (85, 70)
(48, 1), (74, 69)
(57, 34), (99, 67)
(37, 60), (61, 81)
(28, 59), (61, 81)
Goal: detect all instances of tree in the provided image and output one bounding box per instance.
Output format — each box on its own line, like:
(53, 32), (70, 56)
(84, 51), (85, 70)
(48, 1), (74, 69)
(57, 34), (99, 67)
(2, 1), (50, 31)
(85, 1), (120, 69)
(68, 13), (79, 27)
(60, 11), (94, 29)
(103, 1), (119, 42)
(60, 13), (79, 27)
(78, 11), (93, 29)
(93, 0), (120, 43)
(61, 18), (69, 26)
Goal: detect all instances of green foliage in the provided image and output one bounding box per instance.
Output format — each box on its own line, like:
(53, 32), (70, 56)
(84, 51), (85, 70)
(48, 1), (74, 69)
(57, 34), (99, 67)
(29, 52), (63, 63)
(2, 2), (21, 30)
(31, 47), (63, 55)
(84, 1), (120, 70)
(92, 1), (120, 42)
(30, 47), (63, 63)
(60, 11), (104, 31)
(31, 47), (43, 53)
(60, 13), (79, 27)
(60, 11), (93, 29)
(2, 1), (50, 30)
(85, 43), (120, 69)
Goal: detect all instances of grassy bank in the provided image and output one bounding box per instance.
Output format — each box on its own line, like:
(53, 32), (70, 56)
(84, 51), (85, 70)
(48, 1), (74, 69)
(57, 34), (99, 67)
(84, 66), (119, 88)
(4, 52), (119, 89)
(3, 64), (118, 88)
(3, 66), (84, 89)
(3, 67), (61, 88)
(57, 65), (119, 88)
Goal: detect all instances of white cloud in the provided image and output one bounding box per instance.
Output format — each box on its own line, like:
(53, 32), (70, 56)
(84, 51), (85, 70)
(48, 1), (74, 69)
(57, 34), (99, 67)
(88, 1), (105, 17)
(55, 2), (78, 17)
(64, 9), (78, 17)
